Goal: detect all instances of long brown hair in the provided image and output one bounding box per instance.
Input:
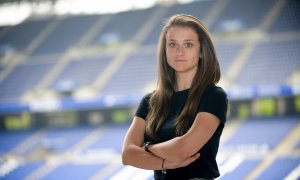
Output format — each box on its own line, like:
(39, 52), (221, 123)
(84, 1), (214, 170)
(145, 14), (220, 140)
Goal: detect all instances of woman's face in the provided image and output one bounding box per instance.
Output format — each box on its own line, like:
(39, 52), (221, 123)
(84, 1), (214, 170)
(165, 26), (200, 75)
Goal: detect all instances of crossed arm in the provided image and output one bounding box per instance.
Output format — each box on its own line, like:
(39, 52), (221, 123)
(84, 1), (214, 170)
(121, 112), (220, 170)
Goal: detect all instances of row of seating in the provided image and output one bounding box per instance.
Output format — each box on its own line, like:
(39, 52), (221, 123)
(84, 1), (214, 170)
(0, 0), (299, 103)
(1, 37), (299, 102)
(1, 117), (299, 179)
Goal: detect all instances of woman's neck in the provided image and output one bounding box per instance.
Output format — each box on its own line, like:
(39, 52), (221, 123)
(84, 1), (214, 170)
(175, 71), (196, 91)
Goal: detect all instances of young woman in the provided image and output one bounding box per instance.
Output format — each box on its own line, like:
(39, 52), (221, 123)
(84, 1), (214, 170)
(122, 14), (228, 180)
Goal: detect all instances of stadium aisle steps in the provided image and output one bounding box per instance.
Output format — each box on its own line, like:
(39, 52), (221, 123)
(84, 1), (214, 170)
(245, 119), (300, 180)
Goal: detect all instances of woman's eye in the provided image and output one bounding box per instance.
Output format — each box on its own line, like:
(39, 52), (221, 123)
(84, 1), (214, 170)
(185, 43), (193, 48)
(169, 42), (176, 48)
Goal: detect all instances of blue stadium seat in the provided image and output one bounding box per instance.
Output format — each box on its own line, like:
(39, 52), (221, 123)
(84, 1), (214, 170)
(2, 161), (44, 180)
(0, 129), (36, 155)
(256, 156), (300, 179)
(32, 15), (100, 55)
(38, 127), (95, 153)
(235, 38), (300, 86)
(42, 163), (106, 180)
(219, 159), (261, 180)
(223, 117), (298, 149)
(99, 48), (157, 96)
(0, 62), (54, 102)
(84, 126), (128, 152)
(215, 41), (245, 74)
(269, 0), (300, 33)
(211, 0), (276, 33)
(0, 19), (50, 52)
(90, 8), (155, 45)
(51, 54), (114, 89)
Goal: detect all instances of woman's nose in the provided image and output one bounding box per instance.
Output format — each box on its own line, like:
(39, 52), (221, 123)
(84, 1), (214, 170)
(175, 45), (184, 56)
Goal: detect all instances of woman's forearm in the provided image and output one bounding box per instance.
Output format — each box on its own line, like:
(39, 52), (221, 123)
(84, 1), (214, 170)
(148, 136), (192, 162)
(148, 113), (220, 162)
(122, 144), (164, 170)
(122, 143), (200, 170)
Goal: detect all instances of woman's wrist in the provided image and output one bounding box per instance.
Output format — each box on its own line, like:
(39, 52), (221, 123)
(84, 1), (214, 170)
(162, 159), (167, 174)
(144, 142), (152, 153)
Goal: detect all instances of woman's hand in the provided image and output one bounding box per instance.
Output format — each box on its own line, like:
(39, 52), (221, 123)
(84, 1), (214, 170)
(164, 153), (200, 169)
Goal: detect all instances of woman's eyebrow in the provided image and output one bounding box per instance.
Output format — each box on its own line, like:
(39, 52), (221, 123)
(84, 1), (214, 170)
(167, 39), (196, 42)
(184, 39), (196, 42)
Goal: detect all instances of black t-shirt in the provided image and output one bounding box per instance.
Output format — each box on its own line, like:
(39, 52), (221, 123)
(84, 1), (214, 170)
(135, 85), (228, 180)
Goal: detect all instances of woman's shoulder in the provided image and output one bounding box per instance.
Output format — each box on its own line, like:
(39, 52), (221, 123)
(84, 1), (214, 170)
(140, 91), (155, 103)
(204, 85), (227, 99)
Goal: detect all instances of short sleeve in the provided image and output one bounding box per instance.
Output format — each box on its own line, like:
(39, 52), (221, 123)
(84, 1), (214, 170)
(135, 93), (152, 120)
(198, 86), (228, 124)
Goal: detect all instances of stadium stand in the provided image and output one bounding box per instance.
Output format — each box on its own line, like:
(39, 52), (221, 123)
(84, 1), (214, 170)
(0, 129), (36, 155)
(296, 139), (300, 149)
(0, 61), (55, 102)
(256, 157), (300, 179)
(90, 8), (156, 45)
(84, 126), (128, 152)
(215, 41), (245, 75)
(42, 163), (106, 180)
(211, 0), (276, 33)
(99, 47), (157, 96)
(51, 54), (114, 91)
(32, 15), (101, 55)
(3, 161), (44, 180)
(269, 0), (300, 33)
(222, 117), (298, 148)
(219, 159), (262, 180)
(235, 38), (300, 86)
(0, 119), (299, 179)
(0, 19), (50, 52)
(0, 0), (299, 179)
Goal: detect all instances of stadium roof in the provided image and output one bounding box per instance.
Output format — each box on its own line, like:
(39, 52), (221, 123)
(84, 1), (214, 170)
(0, 0), (196, 26)
(0, 0), (160, 26)
(0, 0), (55, 4)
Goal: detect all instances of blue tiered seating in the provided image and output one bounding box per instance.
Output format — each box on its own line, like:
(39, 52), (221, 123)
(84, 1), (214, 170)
(223, 118), (298, 148)
(0, 129), (36, 155)
(51, 54), (114, 89)
(32, 15), (100, 55)
(100, 48), (157, 96)
(269, 0), (300, 33)
(37, 127), (95, 153)
(0, 26), (9, 36)
(215, 41), (245, 74)
(2, 161), (44, 180)
(295, 139), (300, 149)
(235, 38), (300, 86)
(256, 157), (300, 179)
(85, 126), (128, 152)
(90, 7), (155, 45)
(211, 0), (276, 33)
(42, 163), (106, 180)
(0, 19), (50, 51)
(219, 159), (261, 180)
(0, 62), (54, 102)
(218, 117), (299, 179)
